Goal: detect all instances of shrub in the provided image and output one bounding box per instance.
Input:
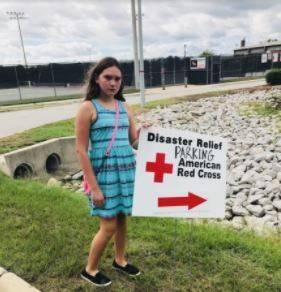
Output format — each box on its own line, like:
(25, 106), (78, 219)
(265, 69), (281, 85)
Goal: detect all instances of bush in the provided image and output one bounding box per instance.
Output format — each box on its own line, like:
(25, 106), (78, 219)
(265, 69), (281, 85)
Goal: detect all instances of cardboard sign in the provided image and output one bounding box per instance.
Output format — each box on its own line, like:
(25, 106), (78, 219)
(132, 127), (227, 218)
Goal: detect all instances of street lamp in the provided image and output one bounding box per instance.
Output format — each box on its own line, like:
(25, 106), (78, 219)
(6, 11), (28, 68)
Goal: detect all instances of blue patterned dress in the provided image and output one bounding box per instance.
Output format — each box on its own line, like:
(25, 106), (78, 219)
(86, 99), (136, 218)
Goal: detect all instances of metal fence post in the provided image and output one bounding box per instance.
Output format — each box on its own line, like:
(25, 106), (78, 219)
(184, 57), (188, 88)
(173, 56), (176, 84)
(14, 66), (23, 101)
(149, 59), (153, 87)
(161, 58), (165, 90)
(211, 56), (213, 84)
(50, 63), (57, 98)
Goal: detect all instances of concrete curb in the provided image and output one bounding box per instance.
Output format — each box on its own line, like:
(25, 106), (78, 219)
(0, 267), (40, 292)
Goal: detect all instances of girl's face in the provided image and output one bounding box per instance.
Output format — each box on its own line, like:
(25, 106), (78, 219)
(95, 66), (122, 98)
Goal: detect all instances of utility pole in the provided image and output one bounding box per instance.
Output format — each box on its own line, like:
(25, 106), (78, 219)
(6, 11), (28, 68)
(131, 0), (139, 89)
(136, 0), (145, 106)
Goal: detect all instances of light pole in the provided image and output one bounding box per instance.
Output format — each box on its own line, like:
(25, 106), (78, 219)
(131, 0), (139, 89)
(6, 11), (28, 68)
(136, 0), (145, 106)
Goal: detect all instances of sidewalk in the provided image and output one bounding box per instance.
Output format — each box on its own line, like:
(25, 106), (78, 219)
(0, 267), (40, 291)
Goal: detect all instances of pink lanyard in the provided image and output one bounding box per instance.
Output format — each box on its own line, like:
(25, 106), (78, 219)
(105, 99), (120, 157)
(83, 99), (120, 194)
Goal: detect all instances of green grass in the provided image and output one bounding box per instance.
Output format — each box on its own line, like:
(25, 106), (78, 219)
(0, 88), (139, 107)
(0, 172), (281, 291)
(220, 76), (265, 83)
(0, 119), (75, 154)
(239, 100), (281, 132)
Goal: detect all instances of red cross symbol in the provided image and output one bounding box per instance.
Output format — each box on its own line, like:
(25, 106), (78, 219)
(146, 153), (173, 183)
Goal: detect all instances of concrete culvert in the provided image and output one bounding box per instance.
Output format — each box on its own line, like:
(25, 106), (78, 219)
(14, 163), (33, 179)
(46, 153), (61, 174)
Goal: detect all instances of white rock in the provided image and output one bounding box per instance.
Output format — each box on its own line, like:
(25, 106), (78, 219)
(262, 214), (277, 223)
(265, 210), (278, 216)
(277, 172), (281, 182)
(47, 178), (62, 187)
(246, 205), (265, 217)
(255, 180), (266, 189)
(232, 206), (249, 216)
(231, 216), (245, 229)
(247, 194), (265, 204)
(263, 204), (274, 211)
(240, 170), (258, 184)
(244, 216), (265, 232)
(225, 211), (233, 220)
(234, 193), (248, 204)
(272, 200), (281, 211)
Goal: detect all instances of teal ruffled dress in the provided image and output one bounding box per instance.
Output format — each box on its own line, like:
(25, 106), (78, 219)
(86, 99), (136, 218)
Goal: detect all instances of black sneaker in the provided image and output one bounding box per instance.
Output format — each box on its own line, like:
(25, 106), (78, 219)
(112, 259), (141, 277)
(80, 268), (112, 287)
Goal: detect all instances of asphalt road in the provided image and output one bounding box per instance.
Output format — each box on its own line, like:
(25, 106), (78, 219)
(0, 79), (266, 138)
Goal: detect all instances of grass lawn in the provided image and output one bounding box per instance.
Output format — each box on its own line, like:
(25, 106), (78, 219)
(239, 100), (281, 132)
(0, 172), (281, 291)
(220, 76), (265, 83)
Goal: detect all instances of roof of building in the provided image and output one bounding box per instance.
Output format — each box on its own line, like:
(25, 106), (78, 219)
(234, 40), (281, 51)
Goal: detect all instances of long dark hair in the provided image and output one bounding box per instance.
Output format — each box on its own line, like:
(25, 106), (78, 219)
(85, 57), (125, 101)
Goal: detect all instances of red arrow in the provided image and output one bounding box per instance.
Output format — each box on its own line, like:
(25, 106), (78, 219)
(158, 192), (207, 210)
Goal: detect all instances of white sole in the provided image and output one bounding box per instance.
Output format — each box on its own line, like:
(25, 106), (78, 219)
(80, 274), (112, 287)
(113, 266), (141, 277)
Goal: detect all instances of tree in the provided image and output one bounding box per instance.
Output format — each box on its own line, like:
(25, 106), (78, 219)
(267, 38), (278, 43)
(199, 50), (215, 57)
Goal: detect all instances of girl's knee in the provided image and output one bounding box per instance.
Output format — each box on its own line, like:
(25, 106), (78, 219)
(100, 218), (117, 237)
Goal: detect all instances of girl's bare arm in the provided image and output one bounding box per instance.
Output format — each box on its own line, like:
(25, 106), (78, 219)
(75, 101), (104, 205)
(123, 103), (139, 147)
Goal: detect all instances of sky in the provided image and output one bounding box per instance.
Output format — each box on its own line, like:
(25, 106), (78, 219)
(1, 0), (281, 65)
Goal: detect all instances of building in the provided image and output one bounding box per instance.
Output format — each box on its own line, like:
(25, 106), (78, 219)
(234, 39), (281, 56)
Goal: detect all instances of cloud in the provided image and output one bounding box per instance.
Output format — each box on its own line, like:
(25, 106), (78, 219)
(0, 0), (280, 65)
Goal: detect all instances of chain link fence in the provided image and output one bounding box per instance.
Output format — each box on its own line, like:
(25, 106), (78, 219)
(1, 54), (280, 103)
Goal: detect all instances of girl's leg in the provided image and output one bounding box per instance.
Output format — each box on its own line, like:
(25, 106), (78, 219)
(114, 213), (127, 266)
(86, 217), (117, 275)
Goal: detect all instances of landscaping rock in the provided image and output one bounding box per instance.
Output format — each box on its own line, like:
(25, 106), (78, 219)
(47, 178), (62, 187)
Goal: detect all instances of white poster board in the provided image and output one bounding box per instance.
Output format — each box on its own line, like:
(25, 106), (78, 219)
(261, 53), (267, 63)
(272, 53), (279, 63)
(132, 127), (227, 218)
(190, 57), (206, 70)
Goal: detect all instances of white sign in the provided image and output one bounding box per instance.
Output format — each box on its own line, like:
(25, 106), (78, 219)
(261, 54), (267, 63)
(273, 53), (279, 63)
(190, 57), (206, 70)
(132, 127), (227, 218)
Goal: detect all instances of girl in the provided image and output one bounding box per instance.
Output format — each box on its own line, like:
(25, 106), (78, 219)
(75, 57), (143, 287)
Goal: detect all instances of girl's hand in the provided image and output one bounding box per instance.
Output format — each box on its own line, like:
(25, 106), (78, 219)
(91, 189), (105, 207)
(137, 121), (153, 138)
